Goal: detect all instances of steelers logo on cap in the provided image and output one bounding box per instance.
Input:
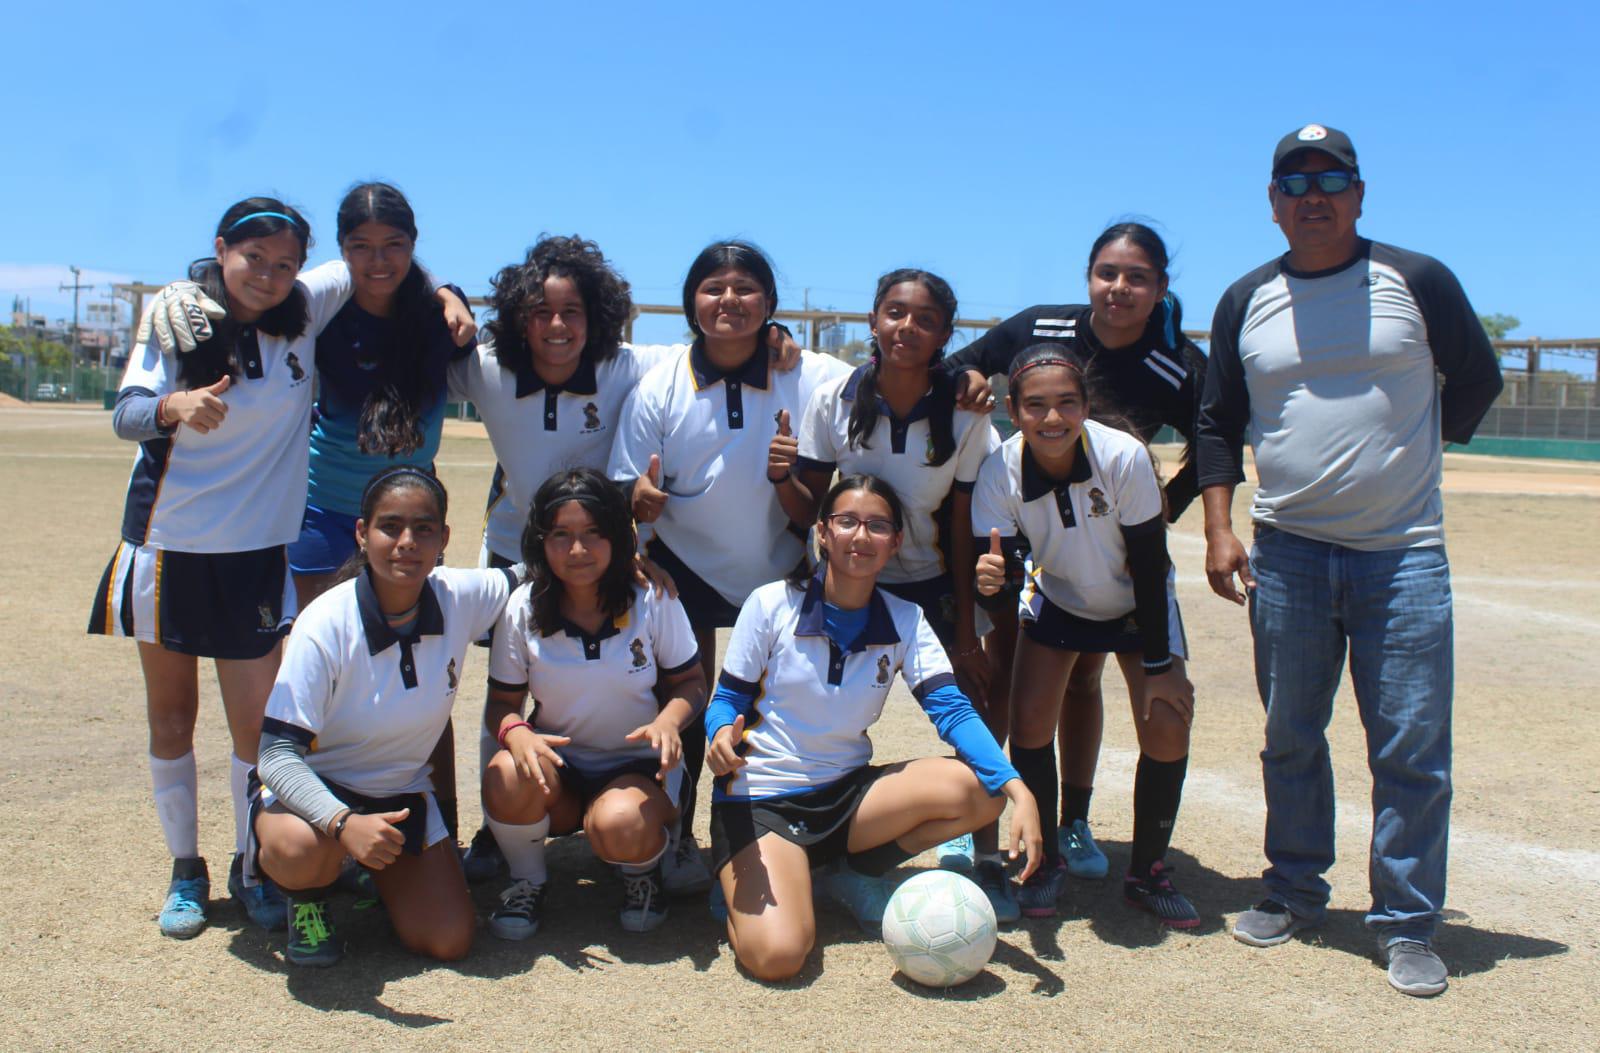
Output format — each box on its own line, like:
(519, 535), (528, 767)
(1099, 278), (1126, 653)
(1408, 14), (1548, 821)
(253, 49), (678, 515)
(1298, 124), (1329, 142)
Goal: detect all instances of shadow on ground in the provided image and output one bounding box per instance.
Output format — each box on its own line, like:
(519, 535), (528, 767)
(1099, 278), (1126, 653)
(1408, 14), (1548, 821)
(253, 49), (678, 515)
(225, 834), (726, 1023)
(1013, 840), (1568, 981)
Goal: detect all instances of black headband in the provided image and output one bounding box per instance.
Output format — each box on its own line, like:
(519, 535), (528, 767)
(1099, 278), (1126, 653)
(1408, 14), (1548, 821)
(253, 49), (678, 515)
(361, 466), (446, 514)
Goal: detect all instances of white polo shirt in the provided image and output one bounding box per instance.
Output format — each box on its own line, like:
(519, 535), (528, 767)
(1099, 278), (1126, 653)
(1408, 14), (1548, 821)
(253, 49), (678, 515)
(797, 366), (999, 584)
(608, 346), (850, 605)
(118, 262), (350, 552)
(450, 340), (682, 563)
(486, 581), (699, 770)
(713, 576), (953, 801)
(262, 565), (516, 795)
(971, 419), (1163, 622)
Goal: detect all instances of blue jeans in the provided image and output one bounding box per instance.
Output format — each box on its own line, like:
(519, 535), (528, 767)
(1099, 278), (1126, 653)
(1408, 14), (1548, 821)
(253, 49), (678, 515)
(1248, 525), (1453, 944)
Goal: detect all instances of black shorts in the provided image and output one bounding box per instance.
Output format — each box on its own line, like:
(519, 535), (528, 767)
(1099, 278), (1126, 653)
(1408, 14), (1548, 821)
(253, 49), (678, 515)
(558, 756), (679, 811)
(709, 764), (890, 874)
(645, 537), (742, 630)
(87, 541), (293, 660)
(244, 771), (435, 886)
(1021, 589), (1188, 659)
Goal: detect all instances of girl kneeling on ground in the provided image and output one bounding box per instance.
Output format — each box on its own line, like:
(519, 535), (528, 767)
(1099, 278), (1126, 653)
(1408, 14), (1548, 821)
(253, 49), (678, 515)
(707, 474), (1041, 982)
(481, 469), (707, 938)
(973, 344), (1198, 926)
(253, 468), (516, 966)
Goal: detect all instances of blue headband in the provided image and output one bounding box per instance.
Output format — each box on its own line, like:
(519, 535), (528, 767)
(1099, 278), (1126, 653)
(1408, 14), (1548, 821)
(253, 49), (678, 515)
(227, 210), (300, 232)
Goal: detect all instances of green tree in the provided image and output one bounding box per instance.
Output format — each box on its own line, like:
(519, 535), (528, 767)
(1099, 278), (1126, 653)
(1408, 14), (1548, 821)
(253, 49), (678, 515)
(1479, 313), (1520, 341)
(1, 328), (71, 370)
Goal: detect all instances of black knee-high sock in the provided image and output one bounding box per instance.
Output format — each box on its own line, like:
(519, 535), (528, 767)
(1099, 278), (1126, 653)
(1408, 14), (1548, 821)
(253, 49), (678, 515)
(1130, 754), (1188, 878)
(1011, 743), (1059, 867)
(1061, 784), (1094, 828)
(679, 721), (706, 834)
(847, 840), (916, 876)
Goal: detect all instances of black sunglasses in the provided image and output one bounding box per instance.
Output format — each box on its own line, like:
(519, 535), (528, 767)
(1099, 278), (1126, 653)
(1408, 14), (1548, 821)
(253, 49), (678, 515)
(1275, 170), (1357, 197)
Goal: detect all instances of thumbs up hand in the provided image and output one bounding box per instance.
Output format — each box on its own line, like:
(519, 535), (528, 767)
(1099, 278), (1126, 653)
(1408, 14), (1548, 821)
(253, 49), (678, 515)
(768, 409), (798, 483)
(975, 528), (1008, 596)
(708, 715), (748, 776)
(163, 374), (232, 434)
(632, 453), (669, 523)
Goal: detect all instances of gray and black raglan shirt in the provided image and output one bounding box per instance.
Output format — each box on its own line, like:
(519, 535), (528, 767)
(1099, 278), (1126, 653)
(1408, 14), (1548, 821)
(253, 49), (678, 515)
(1196, 240), (1502, 550)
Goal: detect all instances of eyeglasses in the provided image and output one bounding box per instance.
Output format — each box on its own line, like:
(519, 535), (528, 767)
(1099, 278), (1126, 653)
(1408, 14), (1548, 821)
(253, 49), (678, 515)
(1274, 170), (1357, 197)
(824, 513), (898, 539)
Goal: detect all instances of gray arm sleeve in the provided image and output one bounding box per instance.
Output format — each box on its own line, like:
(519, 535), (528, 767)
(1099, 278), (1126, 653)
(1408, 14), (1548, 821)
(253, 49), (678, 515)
(112, 389), (173, 442)
(257, 730), (347, 833)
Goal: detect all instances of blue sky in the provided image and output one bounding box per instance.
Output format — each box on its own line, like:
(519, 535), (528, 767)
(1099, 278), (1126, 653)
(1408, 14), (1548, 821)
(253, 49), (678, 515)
(5, 1), (1596, 370)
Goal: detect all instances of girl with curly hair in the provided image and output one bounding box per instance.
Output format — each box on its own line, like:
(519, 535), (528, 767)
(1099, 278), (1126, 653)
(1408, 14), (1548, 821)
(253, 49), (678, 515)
(452, 236), (798, 888)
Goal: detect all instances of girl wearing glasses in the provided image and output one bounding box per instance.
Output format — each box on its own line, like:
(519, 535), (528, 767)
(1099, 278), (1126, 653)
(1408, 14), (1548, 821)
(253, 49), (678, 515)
(973, 345), (1198, 926)
(945, 222), (1207, 887)
(706, 474), (1041, 982)
(478, 469), (706, 940)
(791, 269), (1013, 917)
(608, 240), (850, 894)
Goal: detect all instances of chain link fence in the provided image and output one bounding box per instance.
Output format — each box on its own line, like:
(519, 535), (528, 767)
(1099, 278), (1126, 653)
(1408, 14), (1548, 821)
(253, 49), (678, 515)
(0, 357), (121, 405)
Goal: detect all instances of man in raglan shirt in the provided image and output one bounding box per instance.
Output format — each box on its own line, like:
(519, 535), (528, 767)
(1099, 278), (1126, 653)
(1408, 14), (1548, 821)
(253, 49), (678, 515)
(1195, 124), (1503, 997)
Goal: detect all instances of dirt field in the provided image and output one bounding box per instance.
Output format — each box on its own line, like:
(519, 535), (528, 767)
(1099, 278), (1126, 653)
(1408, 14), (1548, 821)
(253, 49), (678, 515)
(2, 405), (1596, 1051)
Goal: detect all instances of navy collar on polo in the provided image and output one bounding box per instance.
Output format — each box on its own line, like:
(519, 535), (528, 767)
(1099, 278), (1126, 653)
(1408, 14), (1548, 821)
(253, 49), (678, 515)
(1021, 438), (1094, 529)
(541, 607), (631, 661)
(356, 568), (445, 655)
(689, 339), (770, 392)
(513, 353), (600, 400)
(1020, 437), (1093, 502)
(793, 565), (901, 653)
(840, 364), (936, 422)
(840, 364), (955, 454)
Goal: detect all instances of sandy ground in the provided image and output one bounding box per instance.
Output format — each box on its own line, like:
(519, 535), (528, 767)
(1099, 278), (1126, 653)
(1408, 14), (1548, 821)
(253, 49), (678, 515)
(1, 407), (1596, 1051)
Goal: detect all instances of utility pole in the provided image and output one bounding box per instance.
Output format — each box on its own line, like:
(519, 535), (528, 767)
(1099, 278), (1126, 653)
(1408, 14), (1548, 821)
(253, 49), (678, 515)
(59, 265), (91, 363)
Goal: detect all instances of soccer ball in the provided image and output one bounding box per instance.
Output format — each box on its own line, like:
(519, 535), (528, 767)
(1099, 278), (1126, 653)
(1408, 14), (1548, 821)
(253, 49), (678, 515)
(881, 870), (997, 987)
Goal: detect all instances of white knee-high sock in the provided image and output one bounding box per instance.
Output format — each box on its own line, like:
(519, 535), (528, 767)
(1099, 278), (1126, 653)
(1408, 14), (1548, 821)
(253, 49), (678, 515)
(150, 752), (199, 859)
(486, 814), (550, 884)
(230, 755), (252, 857)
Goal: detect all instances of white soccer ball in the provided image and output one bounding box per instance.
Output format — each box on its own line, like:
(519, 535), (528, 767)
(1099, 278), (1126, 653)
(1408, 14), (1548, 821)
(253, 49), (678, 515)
(881, 870), (998, 987)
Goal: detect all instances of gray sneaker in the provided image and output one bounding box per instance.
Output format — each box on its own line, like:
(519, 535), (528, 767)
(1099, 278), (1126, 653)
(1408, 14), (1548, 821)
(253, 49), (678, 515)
(1232, 900), (1317, 947)
(1385, 940), (1448, 997)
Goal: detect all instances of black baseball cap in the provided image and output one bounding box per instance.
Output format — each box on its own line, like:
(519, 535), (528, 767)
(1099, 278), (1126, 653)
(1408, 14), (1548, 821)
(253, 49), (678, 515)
(1272, 124), (1358, 174)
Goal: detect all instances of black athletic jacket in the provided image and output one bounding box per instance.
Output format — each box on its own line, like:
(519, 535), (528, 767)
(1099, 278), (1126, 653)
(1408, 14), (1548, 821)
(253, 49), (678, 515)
(945, 302), (1206, 520)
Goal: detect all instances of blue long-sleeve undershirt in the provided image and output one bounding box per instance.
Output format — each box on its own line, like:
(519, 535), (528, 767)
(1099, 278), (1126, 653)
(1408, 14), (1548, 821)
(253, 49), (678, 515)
(705, 668), (1019, 797)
